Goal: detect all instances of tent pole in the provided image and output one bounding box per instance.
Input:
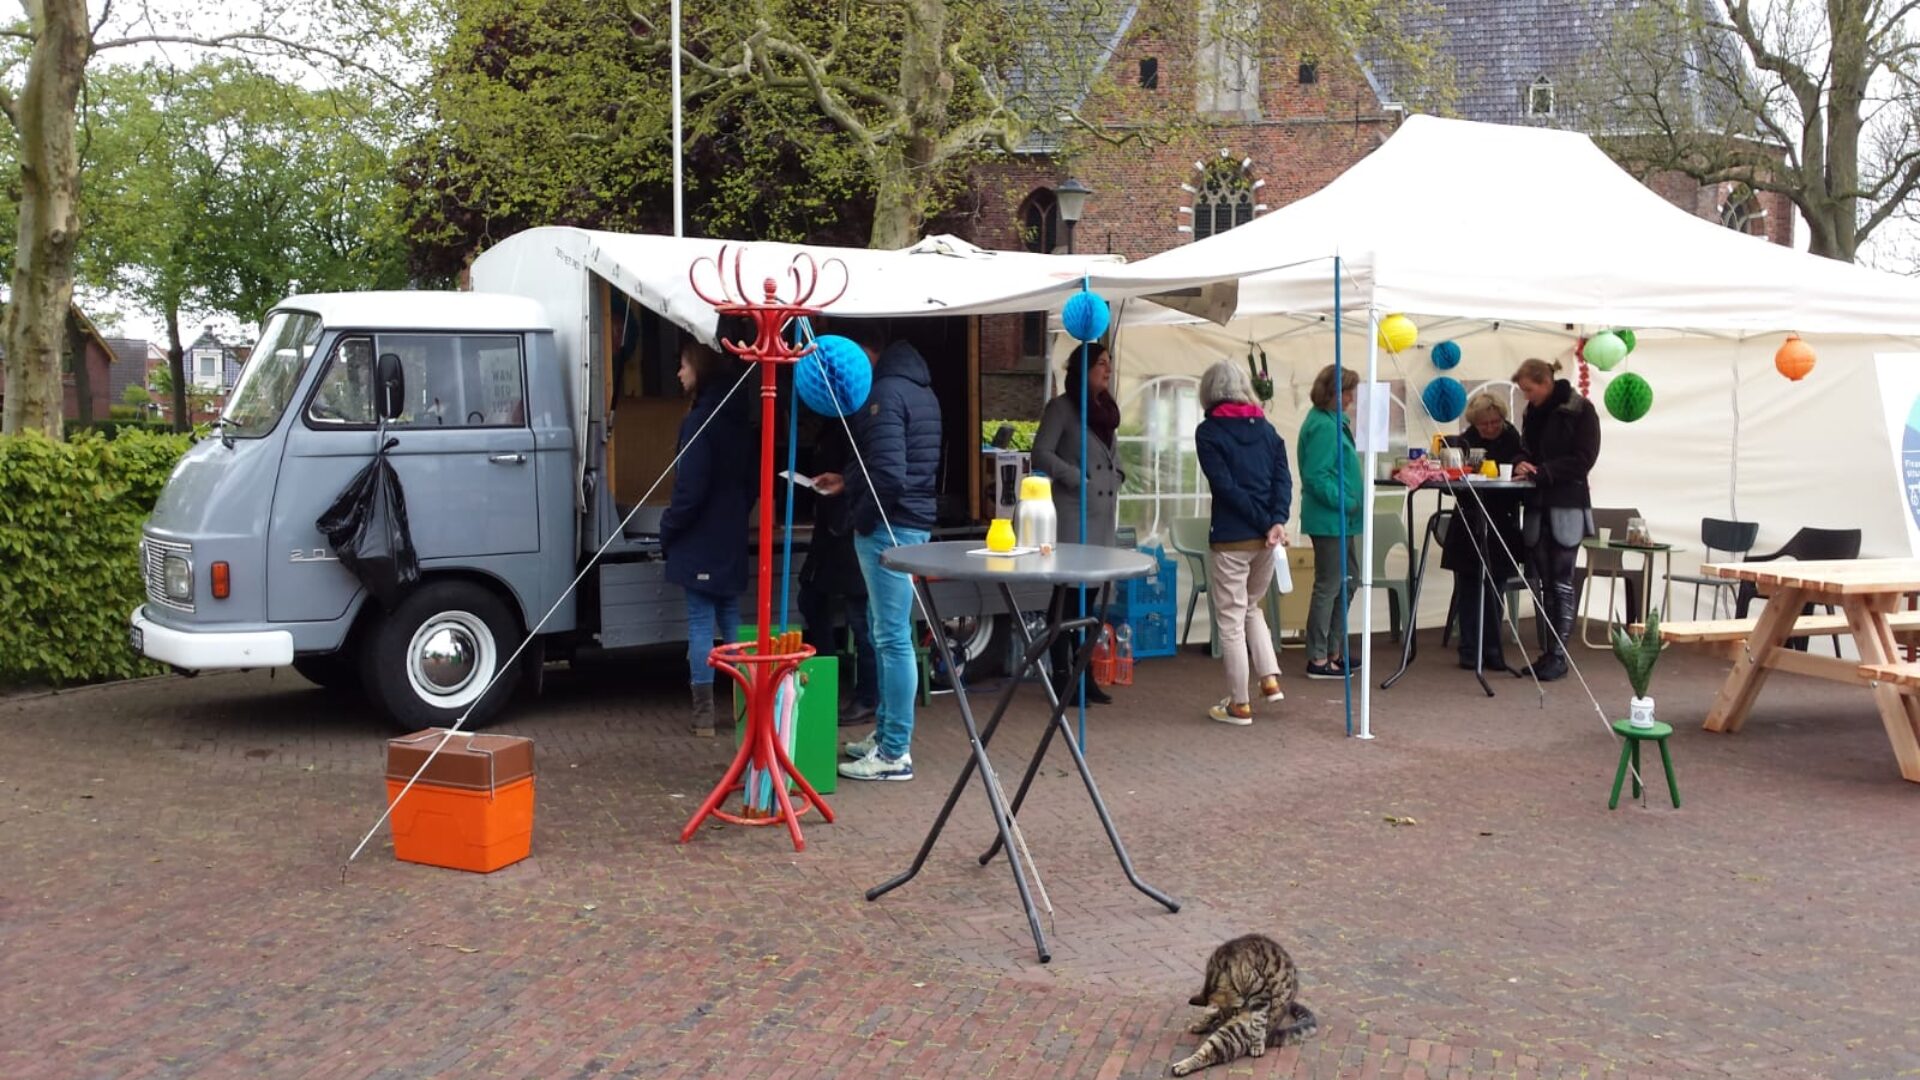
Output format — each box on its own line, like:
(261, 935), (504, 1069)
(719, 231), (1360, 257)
(1357, 304), (1380, 741)
(671, 0), (683, 238)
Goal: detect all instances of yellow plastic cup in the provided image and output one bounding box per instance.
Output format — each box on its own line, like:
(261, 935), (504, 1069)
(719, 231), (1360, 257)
(986, 518), (1016, 552)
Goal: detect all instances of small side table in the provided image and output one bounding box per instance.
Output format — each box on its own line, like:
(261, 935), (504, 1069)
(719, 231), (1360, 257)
(1580, 540), (1681, 648)
(1608, 719), (1680, 809)
(867, 541), (1181, 963)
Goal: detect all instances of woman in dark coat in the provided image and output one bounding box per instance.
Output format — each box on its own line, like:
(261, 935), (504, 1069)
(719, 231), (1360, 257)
(661, 340), (755, 735)
(1031, 342), (1123, 706)
(1441, 391), (1526, 671)
(1194, 360), (1292, 725)
(1512, 358), (1602, 682)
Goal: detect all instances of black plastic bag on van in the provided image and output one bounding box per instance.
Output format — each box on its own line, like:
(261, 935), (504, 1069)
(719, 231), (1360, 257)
(316, 438), (419, 612)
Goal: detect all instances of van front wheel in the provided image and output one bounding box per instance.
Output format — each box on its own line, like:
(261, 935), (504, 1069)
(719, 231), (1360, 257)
(362, 581), (523, 731)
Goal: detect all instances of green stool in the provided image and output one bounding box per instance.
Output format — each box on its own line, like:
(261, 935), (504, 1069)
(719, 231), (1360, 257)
(1608, 719), (1680, 809)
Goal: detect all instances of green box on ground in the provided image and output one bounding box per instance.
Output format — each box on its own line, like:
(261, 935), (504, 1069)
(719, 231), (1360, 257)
(731, 626), (838, 795)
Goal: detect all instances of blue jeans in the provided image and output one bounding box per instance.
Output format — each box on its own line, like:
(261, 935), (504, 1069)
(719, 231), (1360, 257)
(684, 587), (741, 686)
(856, 527), (930, 758)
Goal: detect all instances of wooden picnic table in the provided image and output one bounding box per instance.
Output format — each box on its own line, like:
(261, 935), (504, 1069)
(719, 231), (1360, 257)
(1701, 558), (1920, 782)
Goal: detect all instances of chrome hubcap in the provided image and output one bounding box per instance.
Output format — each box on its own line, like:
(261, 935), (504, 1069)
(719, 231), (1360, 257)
(417, 625), (478, 693)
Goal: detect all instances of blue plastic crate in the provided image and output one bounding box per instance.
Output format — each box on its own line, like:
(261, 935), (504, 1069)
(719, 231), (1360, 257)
(1111, 546), (1178, 615)
(1121, 602), (1178, 659)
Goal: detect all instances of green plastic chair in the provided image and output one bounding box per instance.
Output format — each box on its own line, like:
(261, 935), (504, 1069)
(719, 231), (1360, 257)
(1171, 517), (1217, 656)
(1370, 504), (1412, 642)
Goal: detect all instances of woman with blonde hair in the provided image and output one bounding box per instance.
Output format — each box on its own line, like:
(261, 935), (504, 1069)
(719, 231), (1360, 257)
(1193, 360), (1292, 725)
(1441, 391), (1525, 671)
(1298, 363), (1363, 680)
(1511, 358), (1601, 682)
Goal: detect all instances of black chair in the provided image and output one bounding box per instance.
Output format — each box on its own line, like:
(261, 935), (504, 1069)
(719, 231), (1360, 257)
(1665, 518), (1761, 619)
(1733, 527), (1863, 655)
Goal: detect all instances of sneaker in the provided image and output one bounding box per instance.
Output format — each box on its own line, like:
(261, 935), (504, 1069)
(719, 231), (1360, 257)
(1305, 661), (1344, 680)
(1208, 700), (1253, 726)
(838, 750), (914, 781)
(1259, 675), (1284, 702)
(842, 732), (878, 759)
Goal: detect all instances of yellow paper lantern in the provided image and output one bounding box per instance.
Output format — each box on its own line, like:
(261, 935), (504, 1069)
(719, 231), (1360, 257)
(1377, 313), (1418, 353)
(1775, 333), (1816, 381)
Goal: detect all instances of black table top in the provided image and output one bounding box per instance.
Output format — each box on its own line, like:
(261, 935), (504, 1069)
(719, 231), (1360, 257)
(881, 541), (1155, 585)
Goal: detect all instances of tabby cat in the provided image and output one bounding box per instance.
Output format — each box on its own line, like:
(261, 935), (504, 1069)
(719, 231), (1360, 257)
(1171, 933), (1319, 1076)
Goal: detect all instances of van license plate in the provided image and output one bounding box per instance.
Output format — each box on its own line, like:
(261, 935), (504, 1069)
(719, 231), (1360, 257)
(129, 626), (144, 654)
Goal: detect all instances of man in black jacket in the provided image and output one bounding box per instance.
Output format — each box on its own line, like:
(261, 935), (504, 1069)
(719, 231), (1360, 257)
(812, 325), (942, 781)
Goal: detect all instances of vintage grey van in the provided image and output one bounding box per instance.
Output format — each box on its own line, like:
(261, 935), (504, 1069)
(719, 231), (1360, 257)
(130, 227), (1069, 728)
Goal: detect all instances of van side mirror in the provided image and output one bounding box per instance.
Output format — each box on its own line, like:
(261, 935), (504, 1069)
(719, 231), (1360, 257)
(376, 352), (406, 420)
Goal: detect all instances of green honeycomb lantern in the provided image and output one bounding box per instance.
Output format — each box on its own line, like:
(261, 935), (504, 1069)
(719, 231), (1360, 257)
(1604, 372), (1653, 423)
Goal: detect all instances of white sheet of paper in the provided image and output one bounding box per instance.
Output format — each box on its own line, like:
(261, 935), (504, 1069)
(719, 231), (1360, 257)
(779, 470), (818, 491)
(1353, 380), (1392, 454)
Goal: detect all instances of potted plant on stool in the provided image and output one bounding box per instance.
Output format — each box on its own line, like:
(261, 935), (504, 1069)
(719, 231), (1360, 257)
(1611, 611), (1661, 728)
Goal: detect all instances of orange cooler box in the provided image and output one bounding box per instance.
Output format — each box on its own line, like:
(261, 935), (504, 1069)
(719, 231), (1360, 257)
(385, 729), (535, 873)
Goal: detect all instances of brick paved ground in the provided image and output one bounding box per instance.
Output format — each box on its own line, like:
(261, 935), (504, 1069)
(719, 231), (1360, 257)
(4, 632), (1918, 1079)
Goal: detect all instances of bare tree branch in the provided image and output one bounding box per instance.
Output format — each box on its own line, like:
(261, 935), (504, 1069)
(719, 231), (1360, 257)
(91, 31), (412, 95)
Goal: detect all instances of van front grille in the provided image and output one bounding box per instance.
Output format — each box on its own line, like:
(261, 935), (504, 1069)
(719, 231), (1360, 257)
(143, 536), (194, 613)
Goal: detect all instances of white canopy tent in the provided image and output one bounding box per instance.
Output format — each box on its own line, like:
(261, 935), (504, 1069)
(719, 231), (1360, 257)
(1062, 115), (1920, 737)
(471, 226), (1125, 500)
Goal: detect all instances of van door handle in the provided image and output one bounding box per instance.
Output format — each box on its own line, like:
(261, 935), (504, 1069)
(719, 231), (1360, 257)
(488, 452), (527, 465)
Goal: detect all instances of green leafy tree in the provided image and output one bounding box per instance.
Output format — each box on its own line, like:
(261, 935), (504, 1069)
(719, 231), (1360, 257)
(78, 61), (411, 431)
(398, 0), (1441, 263)
(393, 0), (878, 280)
(0, 0), (426, 437)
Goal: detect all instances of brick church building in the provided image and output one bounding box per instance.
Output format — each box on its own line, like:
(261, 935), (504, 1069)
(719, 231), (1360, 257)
(963, 1), (1792, 419)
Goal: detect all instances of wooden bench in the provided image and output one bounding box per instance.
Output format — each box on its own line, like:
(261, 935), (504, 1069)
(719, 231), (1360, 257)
(1859, 662), (1920, 690)
(1636, 610), (1920, 661)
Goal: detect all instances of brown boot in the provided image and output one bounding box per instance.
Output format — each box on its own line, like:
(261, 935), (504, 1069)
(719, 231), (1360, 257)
(689, 682), (715, 737)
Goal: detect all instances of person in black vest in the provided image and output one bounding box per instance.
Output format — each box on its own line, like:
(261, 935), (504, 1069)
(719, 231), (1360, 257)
(812, 324), (942, 782)
(798, 419), (877, 725)
(661, 340), (754, 735)
(1512, 358), (1601, 682)
(1441, 391), (1525, 672)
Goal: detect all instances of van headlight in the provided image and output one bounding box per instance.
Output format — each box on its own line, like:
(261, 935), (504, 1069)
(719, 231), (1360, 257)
(164, 555), (193, 601)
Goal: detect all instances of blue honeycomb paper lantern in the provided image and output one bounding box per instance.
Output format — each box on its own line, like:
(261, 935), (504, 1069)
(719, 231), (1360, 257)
(1422, 376), (1467, 423)
(1062, 290), (1111, 342)
(1431, 340), (1462, 370)
(796, 334), (872, 416)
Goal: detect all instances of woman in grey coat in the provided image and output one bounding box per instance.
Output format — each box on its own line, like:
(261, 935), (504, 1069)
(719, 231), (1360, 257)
(1032, 342), (1123, 705)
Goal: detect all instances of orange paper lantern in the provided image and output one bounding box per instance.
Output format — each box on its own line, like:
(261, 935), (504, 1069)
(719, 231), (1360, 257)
(1775, 334), (1816, 381)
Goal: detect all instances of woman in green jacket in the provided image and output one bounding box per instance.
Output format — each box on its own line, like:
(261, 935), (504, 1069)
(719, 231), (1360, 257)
(1297, 364), (1364, 680)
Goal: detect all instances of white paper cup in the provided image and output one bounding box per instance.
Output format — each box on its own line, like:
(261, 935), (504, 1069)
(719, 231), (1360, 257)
(1597, 527), (1612, 544)
(1497, 463), (1513, 481)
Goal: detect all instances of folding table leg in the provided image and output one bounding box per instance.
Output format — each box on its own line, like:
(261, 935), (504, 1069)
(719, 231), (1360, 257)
(865, 579), (1052, 962)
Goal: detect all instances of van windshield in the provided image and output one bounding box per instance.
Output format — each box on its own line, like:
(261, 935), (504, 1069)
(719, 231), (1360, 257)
(223, 311), (324, 437)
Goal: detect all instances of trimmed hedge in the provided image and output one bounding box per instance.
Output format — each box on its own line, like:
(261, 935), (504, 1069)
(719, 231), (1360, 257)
(0, 430), (193, 686)
(62, 417), (179, 440)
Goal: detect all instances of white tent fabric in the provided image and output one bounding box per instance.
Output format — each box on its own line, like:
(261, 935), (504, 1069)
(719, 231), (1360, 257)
(470, 226), (1124, 501)
(1089, 114), (1920, 335)
(1055, 115), (1920, 737)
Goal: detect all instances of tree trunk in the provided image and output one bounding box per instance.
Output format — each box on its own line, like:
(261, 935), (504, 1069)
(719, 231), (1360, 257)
(1820, 0), (1867, 263)
(865, 0), (952, 249)
(165, 306), (189, 432)
(1, 0), (90, 438)
(64, 307), (91, 425)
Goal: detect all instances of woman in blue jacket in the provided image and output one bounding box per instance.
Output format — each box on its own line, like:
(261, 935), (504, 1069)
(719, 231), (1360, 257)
(1194, 360), (1292, 726)
(660, 340), (755, 736)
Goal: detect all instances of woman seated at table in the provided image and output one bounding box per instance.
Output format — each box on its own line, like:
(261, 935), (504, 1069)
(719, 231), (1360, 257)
(1441, 392), (1525, 671)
